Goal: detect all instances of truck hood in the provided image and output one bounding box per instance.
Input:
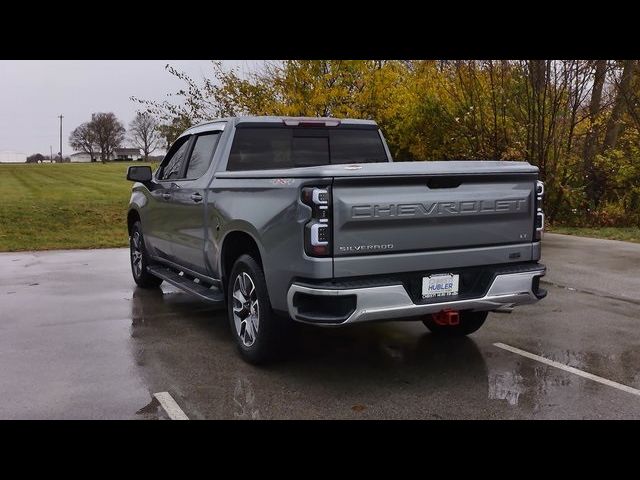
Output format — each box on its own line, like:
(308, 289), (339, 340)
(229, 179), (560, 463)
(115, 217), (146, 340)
(214, 161), (538, 178)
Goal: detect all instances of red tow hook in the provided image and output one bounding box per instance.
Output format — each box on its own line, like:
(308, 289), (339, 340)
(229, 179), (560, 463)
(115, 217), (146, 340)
(432, 309), (460, 326)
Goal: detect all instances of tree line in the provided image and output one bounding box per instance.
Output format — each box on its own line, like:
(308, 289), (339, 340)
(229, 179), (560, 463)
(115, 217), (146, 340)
(68, 112), (162, 162)
(133, 60), (640, 227)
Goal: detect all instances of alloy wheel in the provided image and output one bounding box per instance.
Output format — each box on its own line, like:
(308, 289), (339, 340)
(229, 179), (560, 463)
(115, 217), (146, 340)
(131, 231), (143, 278)
(232, 272), (260, 347)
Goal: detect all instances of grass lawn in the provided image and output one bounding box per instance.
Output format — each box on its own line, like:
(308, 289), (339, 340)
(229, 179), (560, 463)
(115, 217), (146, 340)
(0, 162), (157, 251)
(547, 226), (640, 244)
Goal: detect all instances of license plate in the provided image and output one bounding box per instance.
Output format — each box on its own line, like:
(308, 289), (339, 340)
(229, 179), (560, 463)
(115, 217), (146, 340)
(422, 274), (459, 299)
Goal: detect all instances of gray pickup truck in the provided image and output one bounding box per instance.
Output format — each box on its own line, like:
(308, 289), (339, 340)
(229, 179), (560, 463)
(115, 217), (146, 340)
(126, 116), (546, 363)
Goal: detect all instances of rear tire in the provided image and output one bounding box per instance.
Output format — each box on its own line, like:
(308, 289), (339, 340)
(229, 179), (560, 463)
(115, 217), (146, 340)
(423, 310), (487, 337)
(227, 254), (284, 365)
(130, 221), (163, 288)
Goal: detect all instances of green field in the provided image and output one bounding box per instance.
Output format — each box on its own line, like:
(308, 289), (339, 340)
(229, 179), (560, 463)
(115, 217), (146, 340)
(0, 162), (156, 251)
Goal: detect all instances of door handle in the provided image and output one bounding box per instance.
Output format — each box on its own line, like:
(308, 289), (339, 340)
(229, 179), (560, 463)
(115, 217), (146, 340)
(162, 192), (172, 200)
(190, 193), (203, 203)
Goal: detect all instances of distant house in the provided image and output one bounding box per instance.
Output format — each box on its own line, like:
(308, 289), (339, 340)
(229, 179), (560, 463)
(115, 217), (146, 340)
(70, 152), (96, 163)
(113, 148), (142, 161)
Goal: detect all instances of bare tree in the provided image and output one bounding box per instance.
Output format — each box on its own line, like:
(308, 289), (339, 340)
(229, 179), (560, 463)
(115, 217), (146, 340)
(129, 113), (161, 160)
(89, 113), (125, 163)
(603, 60), (636, 151)
(69, 122), (99, 162)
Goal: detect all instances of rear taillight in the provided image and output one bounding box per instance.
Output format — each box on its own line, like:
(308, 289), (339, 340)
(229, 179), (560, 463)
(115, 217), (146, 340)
(535, 180), (544, 240)
(302, 186), (332, 257)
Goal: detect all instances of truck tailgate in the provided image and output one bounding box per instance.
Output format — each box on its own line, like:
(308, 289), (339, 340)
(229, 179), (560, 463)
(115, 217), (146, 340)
(332, 174), (536, 256)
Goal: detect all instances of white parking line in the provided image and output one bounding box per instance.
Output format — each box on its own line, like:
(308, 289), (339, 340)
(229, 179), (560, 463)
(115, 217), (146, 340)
(494, 342), (640, 398)
(153, 392), (189, 420)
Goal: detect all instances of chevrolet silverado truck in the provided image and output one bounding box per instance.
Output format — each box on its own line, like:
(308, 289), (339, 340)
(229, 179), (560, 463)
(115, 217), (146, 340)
(126, 116), (546, 363)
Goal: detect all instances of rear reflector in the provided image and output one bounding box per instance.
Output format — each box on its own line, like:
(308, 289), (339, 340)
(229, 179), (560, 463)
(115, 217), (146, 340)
(283, 119), (340, 127)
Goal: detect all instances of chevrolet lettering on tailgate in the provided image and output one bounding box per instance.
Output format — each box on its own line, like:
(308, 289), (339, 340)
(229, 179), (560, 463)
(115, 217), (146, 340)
(351, 199), (529, 219)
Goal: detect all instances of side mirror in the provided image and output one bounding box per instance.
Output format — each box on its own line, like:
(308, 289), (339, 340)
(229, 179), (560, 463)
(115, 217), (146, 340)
(127, 165), (153, 183)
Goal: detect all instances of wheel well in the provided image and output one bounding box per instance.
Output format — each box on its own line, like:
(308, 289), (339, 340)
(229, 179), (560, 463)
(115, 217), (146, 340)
(127, 210), (140, 235)
(221, 231), (263, 287)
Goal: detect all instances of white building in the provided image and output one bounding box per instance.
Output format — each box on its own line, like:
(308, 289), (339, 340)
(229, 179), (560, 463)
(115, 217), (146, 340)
(0, 151), (27, 163)
(70, 147), (142, 162)
(69, 152), (95, 163)
(113, 148), (142, 161)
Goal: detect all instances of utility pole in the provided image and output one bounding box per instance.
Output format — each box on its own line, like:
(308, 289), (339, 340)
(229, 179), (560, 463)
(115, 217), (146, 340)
(58, 114), (63, 162)
(50, 145), (53, 162)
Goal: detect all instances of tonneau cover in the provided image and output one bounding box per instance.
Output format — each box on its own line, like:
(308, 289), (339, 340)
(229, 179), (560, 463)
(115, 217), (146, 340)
(214, 161), (538, 179)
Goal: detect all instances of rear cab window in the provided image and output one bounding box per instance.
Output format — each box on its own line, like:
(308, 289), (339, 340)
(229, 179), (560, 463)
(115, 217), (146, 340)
(227, 125), (387, 171)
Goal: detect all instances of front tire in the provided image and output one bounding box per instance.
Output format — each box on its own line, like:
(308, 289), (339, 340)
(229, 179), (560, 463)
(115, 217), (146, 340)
(130, 221), (163, 288)
(423, 310), (487, 337)
(227, 254), (282, 364)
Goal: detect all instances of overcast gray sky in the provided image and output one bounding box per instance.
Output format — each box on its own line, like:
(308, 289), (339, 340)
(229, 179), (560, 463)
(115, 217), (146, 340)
(0, 60), (259, 156)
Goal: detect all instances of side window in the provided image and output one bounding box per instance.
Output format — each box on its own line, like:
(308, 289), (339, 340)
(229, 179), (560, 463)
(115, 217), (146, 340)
(159, 137), (191, 181)
(185, 132), (221, 179)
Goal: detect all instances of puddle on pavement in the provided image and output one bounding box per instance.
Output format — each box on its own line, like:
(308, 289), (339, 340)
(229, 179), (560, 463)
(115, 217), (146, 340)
(233, 377), (261, 420)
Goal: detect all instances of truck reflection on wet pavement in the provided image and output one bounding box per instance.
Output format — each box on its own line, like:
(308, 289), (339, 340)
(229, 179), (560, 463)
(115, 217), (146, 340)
(128, 286), (491, 420)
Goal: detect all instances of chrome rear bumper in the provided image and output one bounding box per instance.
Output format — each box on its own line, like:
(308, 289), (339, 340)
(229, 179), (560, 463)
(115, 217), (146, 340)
(287, 267), (546, 325)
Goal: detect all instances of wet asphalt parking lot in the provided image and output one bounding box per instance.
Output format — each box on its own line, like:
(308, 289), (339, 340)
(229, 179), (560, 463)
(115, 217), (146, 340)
(0, 233), (639, 419)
